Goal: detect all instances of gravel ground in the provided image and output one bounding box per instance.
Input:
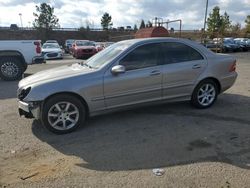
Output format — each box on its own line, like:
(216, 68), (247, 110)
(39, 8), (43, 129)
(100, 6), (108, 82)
(0, 53), (250, 188)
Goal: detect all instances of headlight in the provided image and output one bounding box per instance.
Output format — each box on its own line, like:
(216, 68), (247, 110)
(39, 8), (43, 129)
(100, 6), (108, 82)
(18, 87), (31, 100)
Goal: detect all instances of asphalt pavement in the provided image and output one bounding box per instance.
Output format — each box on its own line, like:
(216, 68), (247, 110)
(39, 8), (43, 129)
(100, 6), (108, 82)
(0, 53), (250, 188)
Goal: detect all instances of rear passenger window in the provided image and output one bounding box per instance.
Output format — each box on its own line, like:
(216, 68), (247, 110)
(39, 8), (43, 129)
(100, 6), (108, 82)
(161, 42), (204, 64)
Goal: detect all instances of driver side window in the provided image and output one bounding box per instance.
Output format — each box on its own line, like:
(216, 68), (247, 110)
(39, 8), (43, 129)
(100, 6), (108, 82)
(119, 43), (160, 71)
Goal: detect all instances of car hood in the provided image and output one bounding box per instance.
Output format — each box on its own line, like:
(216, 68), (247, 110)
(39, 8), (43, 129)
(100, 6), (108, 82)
(19, 63), (94, 88)
(76, 46), (96, 50)
(42, 48), (61, 53)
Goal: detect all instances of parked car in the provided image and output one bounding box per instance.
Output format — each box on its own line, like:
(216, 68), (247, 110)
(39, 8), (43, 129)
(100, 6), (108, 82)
(0, 40), (43, 81)
(234, 38), (250, 51)
(222, 39), (240, 52)
(72, 40), (97, 59)
(64, 39), (75, 53)
(18, 38), (237, 134)
(42, 43), (63, 60)
(45, 40), (59, 44)
(10, 24), (18, 30)
(204, 41), (222, 53)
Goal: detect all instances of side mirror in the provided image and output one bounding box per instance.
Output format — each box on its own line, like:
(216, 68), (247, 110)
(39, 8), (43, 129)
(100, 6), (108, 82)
(111, 65), (125, 75)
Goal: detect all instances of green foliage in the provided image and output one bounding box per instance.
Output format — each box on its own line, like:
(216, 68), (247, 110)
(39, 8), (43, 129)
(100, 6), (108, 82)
(221, 12), (231, 33)
(139, 19), (145, 29)
(245, 15), (250, 33)
(33, 3), (59, 42)
(207, 6), (231, 35)
(146, 21), (153, 28)
(230, 22), (241, 33)
(101, 12), (113, 30)
(133, 24), (138, 31)
(33, 3), (59, 30)
(79, 26), (86, 32)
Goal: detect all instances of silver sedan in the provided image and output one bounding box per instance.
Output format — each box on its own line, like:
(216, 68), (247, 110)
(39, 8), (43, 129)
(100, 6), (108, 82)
(18, 38), (237, 134)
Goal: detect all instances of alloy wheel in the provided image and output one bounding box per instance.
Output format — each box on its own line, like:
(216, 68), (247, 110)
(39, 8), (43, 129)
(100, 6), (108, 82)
(48, 101), (80, 131)
(197, 83), (216, 106)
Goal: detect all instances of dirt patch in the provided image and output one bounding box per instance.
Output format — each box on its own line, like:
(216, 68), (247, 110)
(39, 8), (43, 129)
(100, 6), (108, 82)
(0, 149), (81, 185)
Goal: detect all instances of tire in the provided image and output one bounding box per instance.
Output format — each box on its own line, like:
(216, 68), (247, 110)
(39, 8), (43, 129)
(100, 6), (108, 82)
(191, 79), (219, 109)
(22, 62), (28, 72)
(42, 94), (86, 134)
(0, 56), (24, 81)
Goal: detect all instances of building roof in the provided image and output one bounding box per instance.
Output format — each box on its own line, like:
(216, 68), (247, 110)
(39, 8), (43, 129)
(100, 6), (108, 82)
(135, 26), (169, 38)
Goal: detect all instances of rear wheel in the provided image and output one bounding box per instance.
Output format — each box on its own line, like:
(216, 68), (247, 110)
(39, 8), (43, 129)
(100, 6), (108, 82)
(191, 79), (219, 109)
(0, 56), (23, 81)
(42, 94), (86, 134)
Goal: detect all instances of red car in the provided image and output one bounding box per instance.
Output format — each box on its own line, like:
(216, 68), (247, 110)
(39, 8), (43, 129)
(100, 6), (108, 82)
(72, 40), (97, 59)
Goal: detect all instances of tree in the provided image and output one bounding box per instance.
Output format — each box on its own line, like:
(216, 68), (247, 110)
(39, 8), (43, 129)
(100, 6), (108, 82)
(133, 24), (138, 31)
(33, 3), (59, 41)
(220, 12), (231, 34)
(101, 12), (113, 30)
(139, 19), (145, 29)
(33, 3), (59, 30)
(207, 6), (222, 33)
(207, 6), (231, 35)
(245, 15), (250, 33)
(146, 21), (153, 28)
(230, 22), (241, 33)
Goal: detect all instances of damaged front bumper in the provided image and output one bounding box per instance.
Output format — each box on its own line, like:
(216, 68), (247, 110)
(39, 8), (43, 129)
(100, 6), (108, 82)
(18, 101), (41, 119)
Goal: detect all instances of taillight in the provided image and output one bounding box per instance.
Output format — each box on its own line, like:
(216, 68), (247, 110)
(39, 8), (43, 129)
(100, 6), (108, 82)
(34, 41), (41, 54)
(229, 60), (236, 72)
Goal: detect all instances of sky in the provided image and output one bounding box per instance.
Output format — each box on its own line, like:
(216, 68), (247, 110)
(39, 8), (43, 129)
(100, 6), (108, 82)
(0, 0), (249, 30)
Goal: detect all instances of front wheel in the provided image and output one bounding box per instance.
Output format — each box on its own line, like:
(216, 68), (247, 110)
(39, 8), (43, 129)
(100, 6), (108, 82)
(0, 57), (24, 81)
(42, 94), (86, 134)
(191, 80), (219, 109)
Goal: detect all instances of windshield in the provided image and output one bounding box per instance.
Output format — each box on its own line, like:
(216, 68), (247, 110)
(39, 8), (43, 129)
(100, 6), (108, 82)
(42, 43), (60, 49)
(76, 41), (95, 46)
(66, 40), (74, 44)
(224, 40), (234, 44)
(85, 41), (132, 69)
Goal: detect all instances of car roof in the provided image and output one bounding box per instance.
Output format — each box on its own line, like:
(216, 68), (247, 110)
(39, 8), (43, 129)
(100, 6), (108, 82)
(119, 37), (216, 57)
(43, 43), (59, 46)
(75, 40), (89, 42)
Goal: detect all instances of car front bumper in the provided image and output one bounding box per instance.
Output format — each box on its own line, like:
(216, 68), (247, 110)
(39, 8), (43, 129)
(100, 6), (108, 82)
(43, 52), (63, 60)
(18, 100), (41, 119)
(32, 56), (45, 64)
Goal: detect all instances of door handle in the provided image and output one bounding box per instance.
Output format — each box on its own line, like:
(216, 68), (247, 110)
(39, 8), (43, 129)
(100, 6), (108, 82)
(150, 70), (161, 76)
(192, 64), (201, 69)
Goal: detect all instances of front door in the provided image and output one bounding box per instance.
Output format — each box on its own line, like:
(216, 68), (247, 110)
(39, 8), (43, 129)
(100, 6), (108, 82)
(103, 43), (162, 109)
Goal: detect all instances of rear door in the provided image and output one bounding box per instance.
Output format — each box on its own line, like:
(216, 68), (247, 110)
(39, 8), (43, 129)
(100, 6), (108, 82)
(160, 42), (207, 99)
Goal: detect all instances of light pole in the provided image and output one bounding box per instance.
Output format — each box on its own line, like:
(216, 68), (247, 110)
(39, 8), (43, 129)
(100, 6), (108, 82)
(19, 13), (23, 28)
(203, 0), (209, 31)
(202, 0), (209, 43)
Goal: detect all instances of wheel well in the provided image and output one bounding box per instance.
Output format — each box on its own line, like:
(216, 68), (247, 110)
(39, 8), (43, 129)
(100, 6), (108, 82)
(199, 77), (221, 93)
(43, 92), (90, 116)
(0, 50), (26, 69)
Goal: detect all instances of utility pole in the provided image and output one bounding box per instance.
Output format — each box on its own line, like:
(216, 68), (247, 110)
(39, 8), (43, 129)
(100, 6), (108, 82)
(202, 0), (209, 43)
(203, 0), (209, 31)
(19, 13), (23, 28)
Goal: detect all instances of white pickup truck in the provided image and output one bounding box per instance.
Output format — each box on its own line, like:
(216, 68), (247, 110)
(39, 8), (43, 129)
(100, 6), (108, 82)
(0, 40), (44, 81)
